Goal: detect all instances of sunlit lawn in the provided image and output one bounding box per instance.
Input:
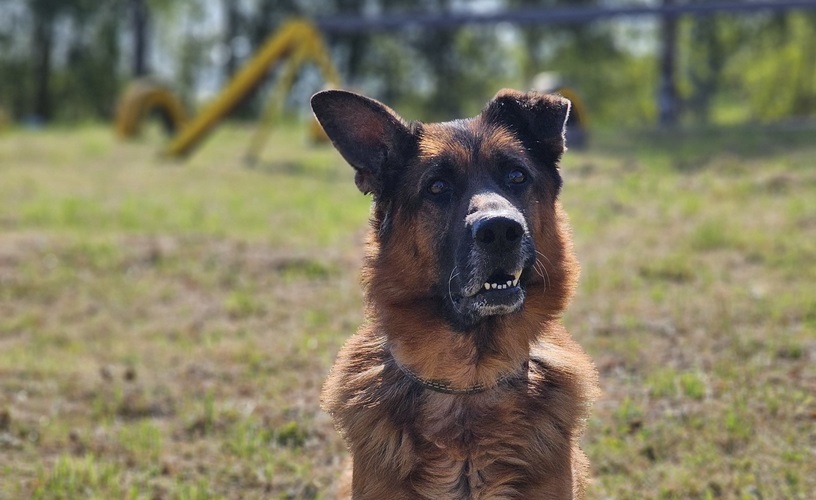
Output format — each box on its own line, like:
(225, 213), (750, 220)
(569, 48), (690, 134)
(0, 120), (814, 498)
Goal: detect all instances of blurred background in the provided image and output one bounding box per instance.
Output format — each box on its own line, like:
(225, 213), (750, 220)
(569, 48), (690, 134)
(1, 0), (815, 130)
(1, 1), (815, 499)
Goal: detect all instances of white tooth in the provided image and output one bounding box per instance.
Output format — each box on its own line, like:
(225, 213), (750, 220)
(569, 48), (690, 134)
(506, 280), (512, 286)
(491, 283), (498, 289)
(514, 270), (522, 280)
(484, 283), (490, 290)
(513, 278), (519, 286)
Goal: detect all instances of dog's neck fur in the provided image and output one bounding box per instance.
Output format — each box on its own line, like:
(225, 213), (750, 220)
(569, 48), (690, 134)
(379, 304), (538, 391)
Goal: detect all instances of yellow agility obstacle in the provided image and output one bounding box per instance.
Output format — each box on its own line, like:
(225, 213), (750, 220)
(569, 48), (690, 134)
(115, 19), (340, 161)
(114, 79), (188, 138)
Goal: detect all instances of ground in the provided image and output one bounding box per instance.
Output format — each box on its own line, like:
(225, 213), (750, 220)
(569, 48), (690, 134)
(0, 121), (814, 499)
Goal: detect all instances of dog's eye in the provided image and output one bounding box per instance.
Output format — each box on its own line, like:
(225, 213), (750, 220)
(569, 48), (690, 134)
(427, 179), (450, 195)
(507, 169), (527, 185)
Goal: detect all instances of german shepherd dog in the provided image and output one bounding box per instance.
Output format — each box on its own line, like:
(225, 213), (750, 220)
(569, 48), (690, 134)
(311, 89), (599, 499)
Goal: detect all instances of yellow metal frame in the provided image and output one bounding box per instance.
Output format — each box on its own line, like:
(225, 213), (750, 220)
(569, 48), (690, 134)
(114, 80), (188, 138)
(164, 19), (340, 159)
(244, 28), (338, 164)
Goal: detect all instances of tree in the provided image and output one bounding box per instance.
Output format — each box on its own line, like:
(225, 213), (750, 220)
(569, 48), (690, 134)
(658, 0), (679, 126)
(29, 0), (63, 121)
(132, 0), (150, 76)
(736, 12), (816, 120)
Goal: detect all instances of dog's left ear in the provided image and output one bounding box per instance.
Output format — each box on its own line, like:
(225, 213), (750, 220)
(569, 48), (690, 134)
(311, 90), (414, 197)
(482, 89), (571, 164)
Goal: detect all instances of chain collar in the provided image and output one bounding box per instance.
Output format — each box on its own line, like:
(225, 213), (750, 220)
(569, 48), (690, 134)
(393, 359), (529, 395)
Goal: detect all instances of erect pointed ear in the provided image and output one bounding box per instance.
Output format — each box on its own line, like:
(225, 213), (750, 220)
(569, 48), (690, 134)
(481, 89), (571, 164)
(311, 90), (415, 196)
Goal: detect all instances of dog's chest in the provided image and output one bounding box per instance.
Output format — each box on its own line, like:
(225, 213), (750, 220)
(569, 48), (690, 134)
(410, 391), (552, 498)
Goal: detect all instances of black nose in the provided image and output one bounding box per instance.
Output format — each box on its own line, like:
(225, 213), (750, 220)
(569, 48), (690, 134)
(473, 215), (524, 251)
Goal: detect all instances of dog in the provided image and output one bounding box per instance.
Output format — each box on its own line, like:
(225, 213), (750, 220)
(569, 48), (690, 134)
(311, 89), (599, 499)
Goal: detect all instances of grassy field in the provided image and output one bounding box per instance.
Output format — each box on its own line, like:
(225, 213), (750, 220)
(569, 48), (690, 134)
(0, 121), (814, 499)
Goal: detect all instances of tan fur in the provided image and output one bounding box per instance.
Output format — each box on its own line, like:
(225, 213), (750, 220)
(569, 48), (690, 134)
(317, 90), (599, 499)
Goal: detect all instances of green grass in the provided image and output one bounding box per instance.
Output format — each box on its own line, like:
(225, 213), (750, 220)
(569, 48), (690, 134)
(1, 120), (815, 498)
(564, 127), (816, 499)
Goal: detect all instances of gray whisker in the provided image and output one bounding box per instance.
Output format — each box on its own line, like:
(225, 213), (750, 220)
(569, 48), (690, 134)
(535, 250), (553, 290)
(448, 267), (462, 313)
(535, 258), (551, 290)
(535, 250), (554, 267)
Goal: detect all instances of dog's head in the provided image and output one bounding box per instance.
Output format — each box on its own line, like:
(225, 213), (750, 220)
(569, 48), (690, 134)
(311, 89), (576, 329)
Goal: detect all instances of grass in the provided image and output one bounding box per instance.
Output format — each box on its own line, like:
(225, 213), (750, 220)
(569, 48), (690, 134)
(1, 119), (815, 498)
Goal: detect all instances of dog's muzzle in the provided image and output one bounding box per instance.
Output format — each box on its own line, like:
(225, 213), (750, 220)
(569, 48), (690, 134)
(453, 205), (533, 320)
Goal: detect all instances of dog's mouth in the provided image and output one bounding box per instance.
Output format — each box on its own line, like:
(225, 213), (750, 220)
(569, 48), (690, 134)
(478, 269), (522, 293)
(453, 268), (526, 320)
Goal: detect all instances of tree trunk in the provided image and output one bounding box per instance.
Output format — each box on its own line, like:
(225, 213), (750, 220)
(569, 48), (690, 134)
(32, 10), (53, 121)
(132, 0), (150, 76)
(224, 0), (239, 79)
(658, 0), (679, 126)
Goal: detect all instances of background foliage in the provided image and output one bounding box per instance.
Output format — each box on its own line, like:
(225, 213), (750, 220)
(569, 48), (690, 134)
(1, 0), (815, 126)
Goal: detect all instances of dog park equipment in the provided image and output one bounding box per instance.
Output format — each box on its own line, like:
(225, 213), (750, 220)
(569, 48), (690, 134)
(114, 80), (188, 138)
(114, 19), (340, 162)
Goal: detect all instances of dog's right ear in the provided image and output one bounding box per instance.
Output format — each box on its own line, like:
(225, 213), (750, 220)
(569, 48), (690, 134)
(481, 89), (571, 166)
(311, 90), (414, 196)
